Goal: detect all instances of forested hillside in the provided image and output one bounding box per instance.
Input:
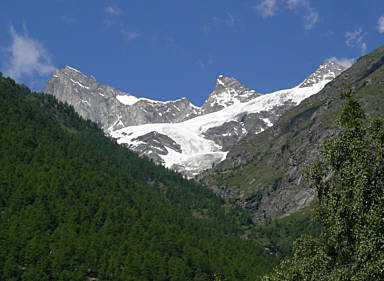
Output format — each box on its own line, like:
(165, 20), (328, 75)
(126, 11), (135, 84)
(0, 74), (281, 280)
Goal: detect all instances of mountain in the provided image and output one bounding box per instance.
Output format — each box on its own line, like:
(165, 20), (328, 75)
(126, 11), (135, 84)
(202, 46), (384, 222)
(42, 61), (346, 178)
(1, 74), (286, 280)
(42, 66), (201, 131)
(201, 74), (261, 113)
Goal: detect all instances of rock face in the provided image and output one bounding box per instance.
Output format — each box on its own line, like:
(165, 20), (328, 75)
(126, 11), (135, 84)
(202, 46), (384, 222)
(299, 60), (346, 88)
(201, 75), (260, 114)
(42, 66), (200, 131)
(42, 61), (346, 178)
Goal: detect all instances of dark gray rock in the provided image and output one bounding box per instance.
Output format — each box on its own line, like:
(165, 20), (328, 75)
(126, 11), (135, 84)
(132, 131), (182, 158)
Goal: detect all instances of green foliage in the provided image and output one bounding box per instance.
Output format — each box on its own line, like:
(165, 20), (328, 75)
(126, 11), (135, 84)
(0, 74), (279, 280)
(252, 208), (320, 258)
(264, 91), (384, 280)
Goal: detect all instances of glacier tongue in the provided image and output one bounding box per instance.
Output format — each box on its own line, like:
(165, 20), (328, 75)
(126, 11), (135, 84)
(43, 60), (347, 178)
(111, 76), (336, 178)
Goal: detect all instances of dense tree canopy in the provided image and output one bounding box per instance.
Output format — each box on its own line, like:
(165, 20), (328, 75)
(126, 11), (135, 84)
(0, 74), (281, 280)
(264, 92), (384, 280)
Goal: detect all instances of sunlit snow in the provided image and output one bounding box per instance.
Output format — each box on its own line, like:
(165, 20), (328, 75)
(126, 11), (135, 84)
(111, 79), (329, 176)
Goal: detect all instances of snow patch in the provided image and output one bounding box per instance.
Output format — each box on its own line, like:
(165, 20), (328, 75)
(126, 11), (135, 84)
(111, 70), (335, 177)
(116, 95), (139, 105)
(65, 66), (83, 73)
(70, 79), (90, 90)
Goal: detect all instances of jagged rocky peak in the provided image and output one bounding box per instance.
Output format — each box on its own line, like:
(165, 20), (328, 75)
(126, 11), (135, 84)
(201, 75), (260, 114)
(42, 66), (201, 131)
(299, 60), (347, 88)
(46, 66), (128, 100)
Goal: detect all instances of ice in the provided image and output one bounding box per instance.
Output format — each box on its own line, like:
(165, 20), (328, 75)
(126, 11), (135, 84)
(111, 70), (334, 176)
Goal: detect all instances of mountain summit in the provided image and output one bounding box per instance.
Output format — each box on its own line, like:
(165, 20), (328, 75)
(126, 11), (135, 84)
(43, 67), (200, 131)
(201, 75), (260, 114)
(299, 60), (346, 88)
(42, 61), (347, 177)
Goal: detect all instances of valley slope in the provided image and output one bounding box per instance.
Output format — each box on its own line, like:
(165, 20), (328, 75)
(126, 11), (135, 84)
(0, 74), (282, 280)
(202, 45), (384, 222)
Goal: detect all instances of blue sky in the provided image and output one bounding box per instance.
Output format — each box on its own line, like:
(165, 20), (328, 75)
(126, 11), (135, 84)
(0, 0), (383, 106)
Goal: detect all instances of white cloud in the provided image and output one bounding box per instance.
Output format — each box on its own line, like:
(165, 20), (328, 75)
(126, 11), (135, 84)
(121, 29), (139, 41)
(345, 28), (367, 54)
(2, 26), (55, 80)
(285, 0), (318, 30)
(106, 6), (122, 15)
(213, 13), (236, 27)
(202, 13), (236, 34)
(255, 0), (318, 30)
(378, 16), (384, 33)
(286, 0), (305, 10)
(328, 57), (355, 69)
(255, 0), (278, 18)
(304, 10), (318, 30)
(227, 13), (236, 26)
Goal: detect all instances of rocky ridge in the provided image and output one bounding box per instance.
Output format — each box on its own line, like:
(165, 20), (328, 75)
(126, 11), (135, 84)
(42, 66), (201, 131)
(202, 46), (384, 222)
(43, 61), (346, 178)
(201, 75), (261, 114)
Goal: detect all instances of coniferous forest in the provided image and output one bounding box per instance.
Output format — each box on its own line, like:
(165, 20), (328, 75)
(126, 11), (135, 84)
(0, 74), (285, 280)
(4, 70), (382, 281)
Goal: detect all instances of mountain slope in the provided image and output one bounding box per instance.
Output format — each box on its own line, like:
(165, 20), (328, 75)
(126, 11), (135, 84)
(42, 61), (346, 177)
(202, 45), (384, 222)
(0, 74), (280, 280)
(110, 61), (346, 177)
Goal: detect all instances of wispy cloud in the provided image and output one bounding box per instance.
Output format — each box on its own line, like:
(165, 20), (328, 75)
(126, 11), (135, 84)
(213, 13), (236, 27)
(345, 28), (367, 54)
(202, 24), (210, 33)
(2, 26), (55, 81)
(202, 13), (237, 33)
(285, 0), (318, 30)
(198, 60), (206, 69)
(255, 0), (277, 18)
(286, 0), (302, 9)
(327, 57), (355, 69)
(197, 57), (213, 70)
(121, 29), (139, 41)
(378, 16), (384, 33)
(106, 6), (122, 15)
(304, 9), (318, 30)
(322, 29), (335, 37)
(255, 0), (319, 30)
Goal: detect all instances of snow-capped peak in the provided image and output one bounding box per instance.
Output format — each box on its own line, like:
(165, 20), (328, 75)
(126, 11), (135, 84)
(43, 59), (346, 178)
(201, 75), (260, 114)
(299, 60), (347, 88)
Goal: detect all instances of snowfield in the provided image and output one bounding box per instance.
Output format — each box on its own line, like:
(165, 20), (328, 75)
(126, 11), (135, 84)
(111, 79), (329, 176)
